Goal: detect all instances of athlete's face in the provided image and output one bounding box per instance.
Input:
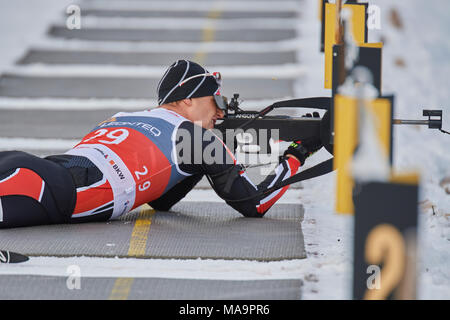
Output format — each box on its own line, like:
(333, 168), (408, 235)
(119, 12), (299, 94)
(189, 96), (224, 129)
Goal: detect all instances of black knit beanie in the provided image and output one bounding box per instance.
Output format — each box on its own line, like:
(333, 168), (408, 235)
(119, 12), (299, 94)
(157, 60), (220, 105)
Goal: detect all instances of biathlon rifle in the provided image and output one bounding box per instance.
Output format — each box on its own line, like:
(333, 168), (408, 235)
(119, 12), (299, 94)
(213, 94), (447, 199)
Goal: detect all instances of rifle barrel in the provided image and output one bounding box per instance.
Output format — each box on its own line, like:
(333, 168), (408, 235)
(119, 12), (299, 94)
(393, 119), (430, 126)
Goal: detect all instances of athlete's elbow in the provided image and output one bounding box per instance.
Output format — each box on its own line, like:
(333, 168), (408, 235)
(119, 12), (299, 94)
(235, 205), (266, 218)
(147, 201), (172, 211)
(244, 211), (265, 218)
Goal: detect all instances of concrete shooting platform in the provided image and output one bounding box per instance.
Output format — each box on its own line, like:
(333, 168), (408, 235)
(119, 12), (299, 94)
(0, 75), (293, 99)
(0, 275), (302, 300)
(47, 26), (297, 42)
(80, 10), (297, 19)
(18, 50), (296, 66)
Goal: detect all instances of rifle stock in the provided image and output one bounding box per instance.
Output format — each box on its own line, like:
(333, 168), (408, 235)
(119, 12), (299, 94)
(214, 96), (334, 155)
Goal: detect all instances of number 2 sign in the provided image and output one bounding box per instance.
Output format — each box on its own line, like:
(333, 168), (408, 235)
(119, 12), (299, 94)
(352, 176), (419, 300)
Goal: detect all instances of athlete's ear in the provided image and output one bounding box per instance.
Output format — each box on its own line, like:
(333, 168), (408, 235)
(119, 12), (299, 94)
(181, 98), (193, 107)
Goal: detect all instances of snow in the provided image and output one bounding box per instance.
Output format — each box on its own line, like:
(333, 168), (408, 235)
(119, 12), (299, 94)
(366, 0), (450, 299)
(0, 137), (78, 151)
(0, 0), (449, 300)
(0, 255), (340, 282)
(5, 63), (308, 78)
(295, 0), (450, 299)
(53, 16), (299, 30)
(79, 0), (301, 12)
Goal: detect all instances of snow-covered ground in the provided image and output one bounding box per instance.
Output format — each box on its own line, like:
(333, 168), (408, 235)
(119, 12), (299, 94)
(295, 0), (450, 299)
(297, 0), (450, 299)
(0, 0), (448, 299)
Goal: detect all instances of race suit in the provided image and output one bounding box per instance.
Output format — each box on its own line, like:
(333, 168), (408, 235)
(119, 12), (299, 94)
(0, 108), (300, 228)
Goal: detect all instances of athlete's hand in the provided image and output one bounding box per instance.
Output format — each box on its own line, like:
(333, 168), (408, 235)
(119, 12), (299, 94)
(283, 136), (323, 165)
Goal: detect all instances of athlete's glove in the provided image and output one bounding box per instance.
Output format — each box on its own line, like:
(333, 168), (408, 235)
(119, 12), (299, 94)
(283, 136), (323, 165)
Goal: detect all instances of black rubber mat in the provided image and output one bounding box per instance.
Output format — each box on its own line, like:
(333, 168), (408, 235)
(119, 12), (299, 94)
(0, 202), (305, 261)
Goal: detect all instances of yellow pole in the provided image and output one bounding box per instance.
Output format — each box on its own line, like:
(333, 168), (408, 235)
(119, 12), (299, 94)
(335, 0), (343, 44)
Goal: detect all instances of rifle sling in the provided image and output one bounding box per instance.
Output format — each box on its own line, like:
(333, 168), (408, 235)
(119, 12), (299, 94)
(220, 158), (334, 203)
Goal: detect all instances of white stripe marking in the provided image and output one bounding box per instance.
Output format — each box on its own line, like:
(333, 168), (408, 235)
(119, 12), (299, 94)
(38, 180), (45, 202)
(259, 164), (291, 204)
(36, 38), (304, 53)
(0, 168), (20, 183)
(259, 187), (283, 207)
(76, 176), (108, 192)
(0, 197), (3, 223)
(0, 138), (77, 151)
(71, 200), (115, 218)
(0, 251), (9, 263)
(171, 120), (194, 178)
(0, 97), (157, 110)
(56, 17), (298, 30)
(267, 162), (286, 189)
(4, 63), (307, 79)
(157, 63), (175, 97)
(160, 60), (190, 105)
(0, 256), (307, 280)
(186, 75), (207, 99)
(82, 0), (301, 12)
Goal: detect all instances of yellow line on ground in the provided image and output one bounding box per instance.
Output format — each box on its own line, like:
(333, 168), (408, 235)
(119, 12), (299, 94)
(127, 204), (155, 257)
(108, 204), (155, 300)
(110, 5), (220, 300)
(193, 9), (222, 64)
(108, 278), (135, 300)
